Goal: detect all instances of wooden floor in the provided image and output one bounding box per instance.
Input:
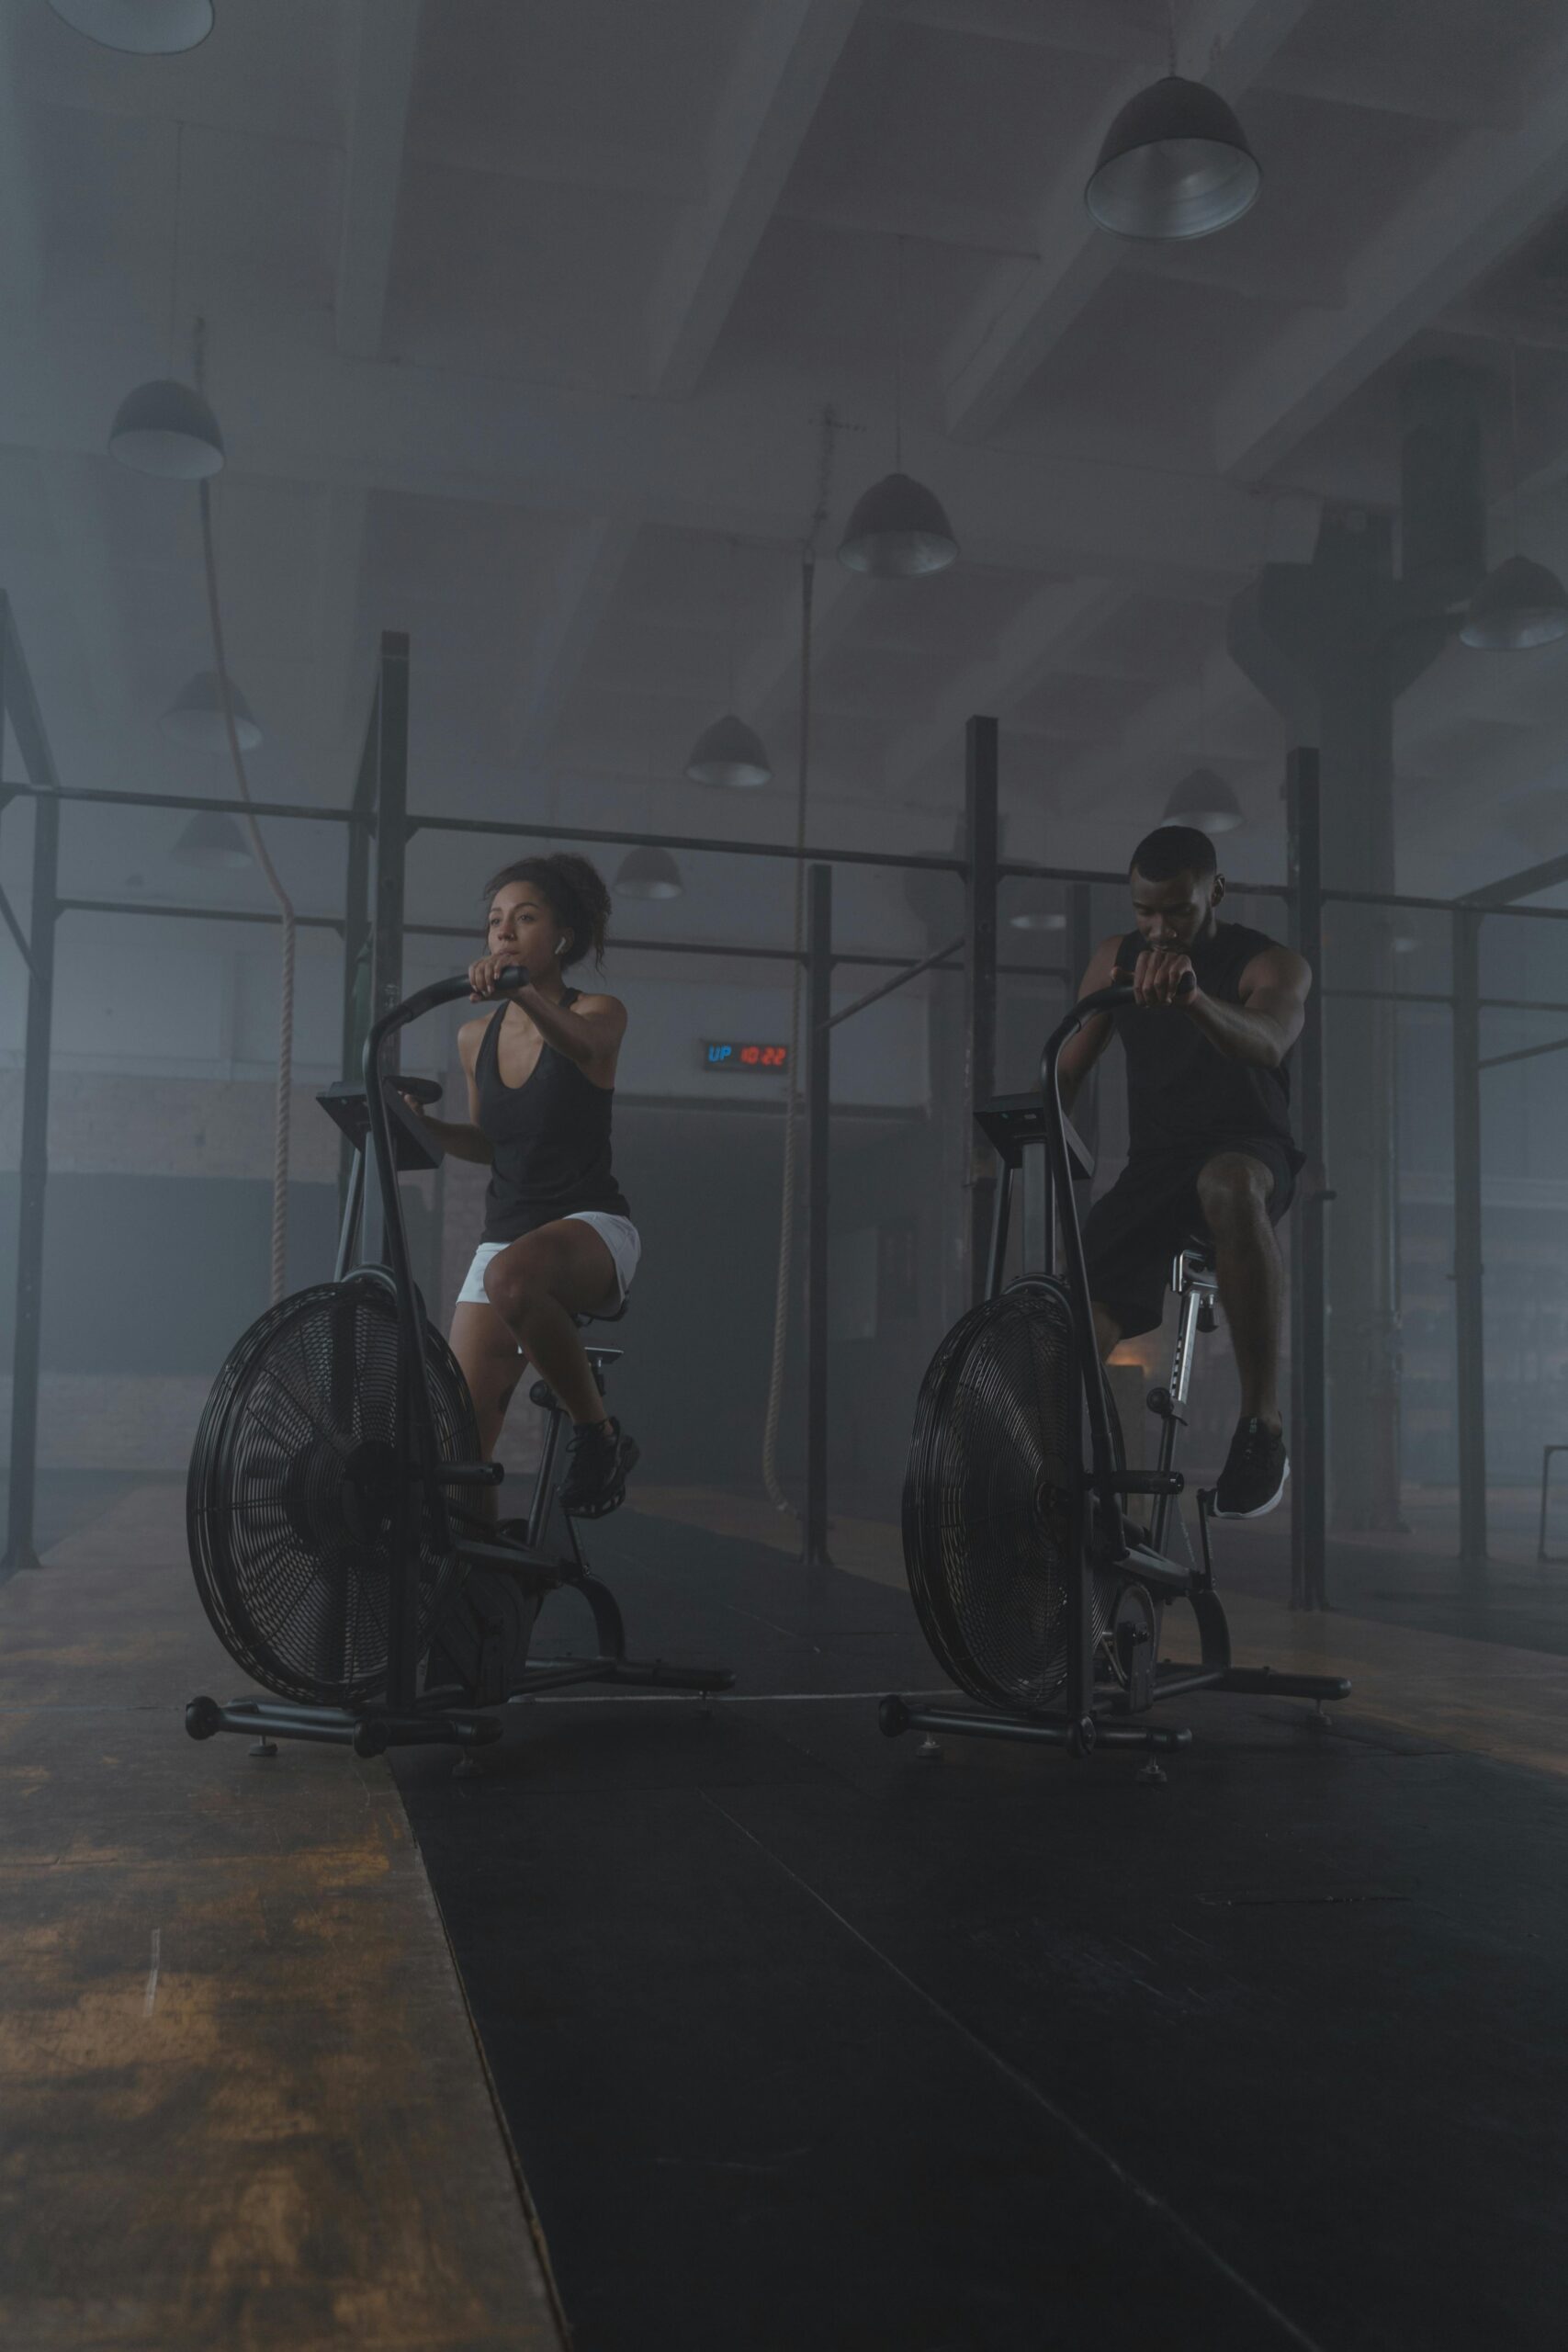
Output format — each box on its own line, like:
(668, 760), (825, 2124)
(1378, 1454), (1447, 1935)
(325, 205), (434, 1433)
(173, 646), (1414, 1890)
(0, 1483), (564, 2352)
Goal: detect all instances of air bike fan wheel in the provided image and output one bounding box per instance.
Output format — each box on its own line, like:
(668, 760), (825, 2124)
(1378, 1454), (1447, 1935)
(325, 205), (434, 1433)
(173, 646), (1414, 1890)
(187, 1276), (479, 1708)
(903, 1275), (1120, 1713)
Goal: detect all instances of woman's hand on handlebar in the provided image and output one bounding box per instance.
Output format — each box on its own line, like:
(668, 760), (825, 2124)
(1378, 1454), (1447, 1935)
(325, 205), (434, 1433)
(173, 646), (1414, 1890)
(1122, 947), (1200, 1007)
(468, 953), (530, 1001)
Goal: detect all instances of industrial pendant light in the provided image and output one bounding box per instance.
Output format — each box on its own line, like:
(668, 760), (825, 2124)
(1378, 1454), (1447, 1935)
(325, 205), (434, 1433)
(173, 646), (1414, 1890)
(1161, 670), (1244, 832)
(162, 669), (262, 751)
(1461, 346), (1568, 650)
(614, 845), (683, 899)
(172, 810), (251, 869)
(684, 539), (773, 787)
(1007, 891), (1067, 933)
(839, 238), (957, 578)
(49, 0), (213, 51)
(110, 125), (226, 479)
(1085, 3), (1259, 241)
(1163, 766), (1243, 833)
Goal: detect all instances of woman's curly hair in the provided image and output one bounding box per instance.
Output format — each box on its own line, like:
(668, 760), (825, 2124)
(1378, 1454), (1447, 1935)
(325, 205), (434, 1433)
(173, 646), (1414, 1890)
(483, 854), (611, 974)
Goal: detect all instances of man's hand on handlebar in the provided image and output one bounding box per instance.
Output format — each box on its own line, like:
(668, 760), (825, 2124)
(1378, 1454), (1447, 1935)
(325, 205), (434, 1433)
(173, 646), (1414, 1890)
(468, 954), (531, 1001)
(1122, 947), (1200, 1008)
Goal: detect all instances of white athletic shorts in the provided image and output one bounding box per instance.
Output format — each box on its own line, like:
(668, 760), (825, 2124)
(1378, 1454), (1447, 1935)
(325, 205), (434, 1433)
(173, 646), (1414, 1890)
(457, 1212), (642, 1312)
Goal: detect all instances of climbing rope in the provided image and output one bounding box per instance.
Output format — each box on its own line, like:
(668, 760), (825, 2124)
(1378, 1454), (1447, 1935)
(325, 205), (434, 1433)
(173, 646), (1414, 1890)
(198, 476), (296, 1304)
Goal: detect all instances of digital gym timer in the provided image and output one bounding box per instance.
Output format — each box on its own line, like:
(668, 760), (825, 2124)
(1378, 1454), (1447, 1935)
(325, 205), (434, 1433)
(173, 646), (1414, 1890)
(702, 1040), (790, 1072)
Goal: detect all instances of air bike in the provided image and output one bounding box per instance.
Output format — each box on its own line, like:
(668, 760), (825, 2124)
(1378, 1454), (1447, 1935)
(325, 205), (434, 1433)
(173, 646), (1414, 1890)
(882, 975), (1348, 1778)
(186, 965), (732, 1764)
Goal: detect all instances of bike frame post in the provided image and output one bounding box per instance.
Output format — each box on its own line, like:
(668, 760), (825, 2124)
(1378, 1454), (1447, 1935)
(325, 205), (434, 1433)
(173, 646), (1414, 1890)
(1151, 1260), (1209, 1556)
(804, 860), (833, 1575)
(1286, 746), (1330, 1611)
(964, 716), (999, 1306)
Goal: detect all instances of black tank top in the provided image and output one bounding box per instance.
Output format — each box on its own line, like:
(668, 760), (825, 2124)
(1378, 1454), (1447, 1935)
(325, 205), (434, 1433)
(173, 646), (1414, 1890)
(477, 994), (631, 1244)
(1114, 920), (1303, 1168)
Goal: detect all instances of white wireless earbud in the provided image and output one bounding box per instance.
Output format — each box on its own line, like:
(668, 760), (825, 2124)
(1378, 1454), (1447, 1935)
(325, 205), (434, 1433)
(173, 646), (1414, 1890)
(556, 937), (568, 956)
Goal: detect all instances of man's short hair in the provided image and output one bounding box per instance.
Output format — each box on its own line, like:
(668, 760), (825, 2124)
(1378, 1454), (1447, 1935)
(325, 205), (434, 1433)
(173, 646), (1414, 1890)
(1129, 824), (1217, 883)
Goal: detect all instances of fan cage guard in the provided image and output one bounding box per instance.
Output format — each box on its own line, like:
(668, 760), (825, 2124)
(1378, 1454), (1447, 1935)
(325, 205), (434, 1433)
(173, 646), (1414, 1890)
(903, 1275), (1115, 1713)
(186, 1277), (479, 1707)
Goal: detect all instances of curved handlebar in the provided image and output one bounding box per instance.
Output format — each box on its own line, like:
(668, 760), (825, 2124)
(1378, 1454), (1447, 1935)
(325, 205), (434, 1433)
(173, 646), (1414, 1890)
(1049, 967), (1197, 1049)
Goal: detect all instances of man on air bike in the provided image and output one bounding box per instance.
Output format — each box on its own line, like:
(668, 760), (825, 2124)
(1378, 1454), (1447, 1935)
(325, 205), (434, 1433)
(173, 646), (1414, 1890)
(1056, 824), (1312, 1521)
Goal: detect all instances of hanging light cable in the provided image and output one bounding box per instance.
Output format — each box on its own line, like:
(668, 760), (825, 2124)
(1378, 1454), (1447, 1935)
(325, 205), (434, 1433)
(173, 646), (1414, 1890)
(761, 411), (839, 1532)
(190, 316), (295, 1305)
(685, 537), (773, 786)
(839, 235), (958, 577)
(1085, 0), (1260, 241)
(1461, 342), (1568, 650)
(110, 121), (225, 477)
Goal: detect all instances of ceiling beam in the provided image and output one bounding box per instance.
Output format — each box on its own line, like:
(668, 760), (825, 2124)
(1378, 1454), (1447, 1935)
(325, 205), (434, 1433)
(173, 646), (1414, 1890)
(1215, 31), (1568, 481)
(506, 515), (640, 756)
(649, 0), (864, 398)
(335, 0), (423, 358)
(308, 485), (371, 757)
(882, 576), (1122, 789)
(1049, 647), (1259, 820)
(0, 306), (1271, 585)
(734, 562), (874, 731)
(939, 0), (1311, 443)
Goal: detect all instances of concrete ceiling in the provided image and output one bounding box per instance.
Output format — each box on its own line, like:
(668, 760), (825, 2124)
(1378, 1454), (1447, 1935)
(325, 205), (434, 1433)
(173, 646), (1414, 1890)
(3, 0), (1568, 922)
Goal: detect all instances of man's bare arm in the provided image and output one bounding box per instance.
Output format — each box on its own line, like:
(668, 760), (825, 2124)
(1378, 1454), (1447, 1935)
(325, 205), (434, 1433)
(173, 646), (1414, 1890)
(1185, 946), (1310, 1069)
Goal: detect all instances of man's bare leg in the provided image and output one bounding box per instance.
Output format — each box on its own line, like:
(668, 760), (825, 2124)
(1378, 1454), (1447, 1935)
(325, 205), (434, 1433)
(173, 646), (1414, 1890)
(1197, 1151), (1282, 1429)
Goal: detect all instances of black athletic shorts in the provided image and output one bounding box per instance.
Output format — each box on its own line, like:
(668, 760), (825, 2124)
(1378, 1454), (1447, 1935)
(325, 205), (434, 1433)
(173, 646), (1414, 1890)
(1081, 1136), (1299, 1340)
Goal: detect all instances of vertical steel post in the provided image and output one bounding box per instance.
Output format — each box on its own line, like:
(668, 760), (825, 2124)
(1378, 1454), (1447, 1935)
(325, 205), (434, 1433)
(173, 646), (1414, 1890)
(964, 716), (999, 1306)
(1286, 748), (1329, 1611)
(803, 862), (833, 1575)
(369, 632), (410, 1036)
(338, 706), (375, 1223)
(363, 633), (410, 1266)
(3, 788), (59, 1579)
(1452, 906), (1487, 1578)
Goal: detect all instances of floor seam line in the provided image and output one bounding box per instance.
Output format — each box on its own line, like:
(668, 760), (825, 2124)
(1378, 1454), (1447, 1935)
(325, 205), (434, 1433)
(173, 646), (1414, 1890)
(699, 1790), (1329, 2352)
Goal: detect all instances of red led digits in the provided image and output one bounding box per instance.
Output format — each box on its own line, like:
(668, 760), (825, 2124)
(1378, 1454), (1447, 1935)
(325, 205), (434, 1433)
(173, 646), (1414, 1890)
(701, 1040), (790, 1072)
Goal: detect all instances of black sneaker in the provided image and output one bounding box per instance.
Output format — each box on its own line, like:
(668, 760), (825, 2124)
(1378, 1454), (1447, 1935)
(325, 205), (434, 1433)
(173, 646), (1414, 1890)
(1213, 1419), (1290, 1519)
(559, 1418), (639, 1519)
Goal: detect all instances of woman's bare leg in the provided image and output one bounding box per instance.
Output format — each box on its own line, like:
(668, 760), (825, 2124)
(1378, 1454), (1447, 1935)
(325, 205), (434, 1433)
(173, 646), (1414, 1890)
(481, 1223), (619, 1428)
(448, 1299), (525, 1522)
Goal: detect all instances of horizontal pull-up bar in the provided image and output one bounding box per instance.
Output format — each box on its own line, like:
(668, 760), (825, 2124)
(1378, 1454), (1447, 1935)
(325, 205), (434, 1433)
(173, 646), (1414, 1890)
(6, 779), (356, 827)
(55, 897), (345, 934)
(405, 918), (1064, 982)
(1325, 884), (1568, 926)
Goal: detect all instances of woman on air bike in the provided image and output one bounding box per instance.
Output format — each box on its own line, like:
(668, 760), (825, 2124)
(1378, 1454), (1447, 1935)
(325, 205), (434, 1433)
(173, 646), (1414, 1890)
(404, 854), (639, 1521)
